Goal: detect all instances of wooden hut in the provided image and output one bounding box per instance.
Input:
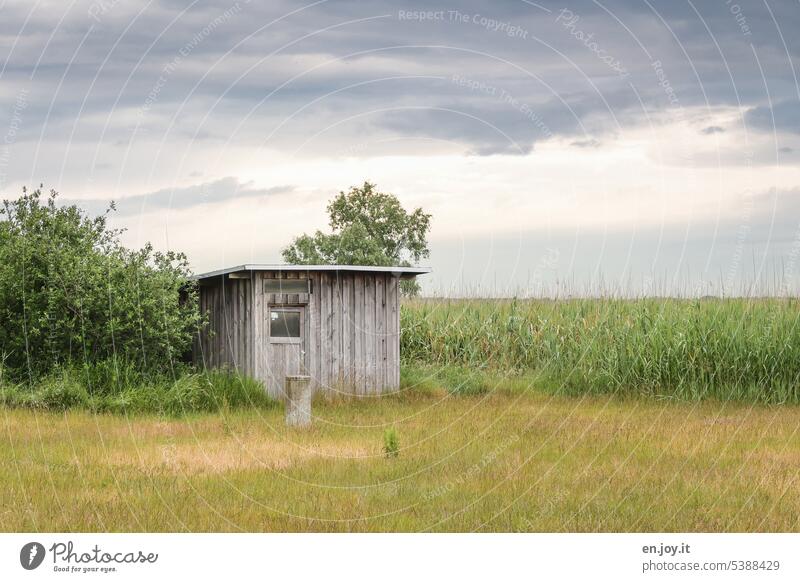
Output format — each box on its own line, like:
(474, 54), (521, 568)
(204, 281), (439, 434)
(193, 265), (430, 398)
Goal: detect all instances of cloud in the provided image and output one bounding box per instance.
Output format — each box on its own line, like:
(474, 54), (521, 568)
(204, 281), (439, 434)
(746, 101), (800, 134)
(700, 126), (725, 135)
(4, 0), (799, 160)
(63, 177), (293, 217)
(375, 107), (537, 156)
(570, 138), (601, 148)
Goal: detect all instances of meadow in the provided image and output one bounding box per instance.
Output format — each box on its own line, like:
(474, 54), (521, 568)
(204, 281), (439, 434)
(2, 387), (798, 532)
(1, 297), (799, 532)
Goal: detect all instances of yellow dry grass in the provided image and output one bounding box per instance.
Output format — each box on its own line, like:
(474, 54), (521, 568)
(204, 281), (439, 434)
(2, 389), (799, 532)
(111, 439), (372, 475)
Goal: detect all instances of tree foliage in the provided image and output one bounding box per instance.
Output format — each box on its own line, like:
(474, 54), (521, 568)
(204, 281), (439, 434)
(282, 182), (431, 295)
(0, 187), (201, 381)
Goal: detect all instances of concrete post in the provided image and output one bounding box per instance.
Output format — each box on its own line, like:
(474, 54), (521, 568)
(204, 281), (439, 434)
(285, 375), (312, 427)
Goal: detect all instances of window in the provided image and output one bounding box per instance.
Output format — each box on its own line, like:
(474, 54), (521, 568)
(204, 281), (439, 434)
(270, 309), (301, 338)
(264, 279), (309, 294)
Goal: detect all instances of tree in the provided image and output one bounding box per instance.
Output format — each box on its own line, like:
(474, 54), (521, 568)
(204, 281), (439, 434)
(282, 182), (431, 295)
(0, 187), (201, 381)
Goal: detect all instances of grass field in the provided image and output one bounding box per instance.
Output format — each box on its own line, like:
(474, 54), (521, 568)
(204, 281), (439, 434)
(2, 382), (799, 532)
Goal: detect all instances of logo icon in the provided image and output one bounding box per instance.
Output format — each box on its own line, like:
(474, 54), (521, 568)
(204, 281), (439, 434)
(20, 542), (46, 570)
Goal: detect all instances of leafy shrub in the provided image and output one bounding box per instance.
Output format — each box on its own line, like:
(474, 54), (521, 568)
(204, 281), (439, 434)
(0, 187), (201, 381)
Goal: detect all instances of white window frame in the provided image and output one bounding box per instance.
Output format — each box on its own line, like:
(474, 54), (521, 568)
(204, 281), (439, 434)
(268, 306), (304, 344)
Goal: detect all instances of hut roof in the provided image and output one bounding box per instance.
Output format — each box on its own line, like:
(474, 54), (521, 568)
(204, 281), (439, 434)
(193, 264), (431, 280)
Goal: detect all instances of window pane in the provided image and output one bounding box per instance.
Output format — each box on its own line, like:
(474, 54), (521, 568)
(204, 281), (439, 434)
(270, 310), (301, 338)
(264, 279), (309, 293)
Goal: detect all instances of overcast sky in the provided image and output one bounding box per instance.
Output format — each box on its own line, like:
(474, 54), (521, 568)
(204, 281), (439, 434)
(1, 0), (799, 295)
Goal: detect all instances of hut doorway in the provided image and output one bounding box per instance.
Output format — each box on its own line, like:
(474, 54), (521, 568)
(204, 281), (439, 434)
(266, 305), (306, 396)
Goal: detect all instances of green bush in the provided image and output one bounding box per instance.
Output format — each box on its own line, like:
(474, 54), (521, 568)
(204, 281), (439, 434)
(0, 188), (279, 415)
(0, 187), (201, 381)
(0, 361), (276, 415)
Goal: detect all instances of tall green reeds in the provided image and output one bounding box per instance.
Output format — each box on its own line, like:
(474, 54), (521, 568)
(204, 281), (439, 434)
(401, 297), (800, 403)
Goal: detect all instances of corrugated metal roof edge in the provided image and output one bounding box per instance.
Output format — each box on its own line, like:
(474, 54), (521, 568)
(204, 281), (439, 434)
(191, 264), (432, 280)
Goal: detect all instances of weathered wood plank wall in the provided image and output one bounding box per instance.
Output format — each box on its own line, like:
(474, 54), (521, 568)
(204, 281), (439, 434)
(195, 276), (254, 377)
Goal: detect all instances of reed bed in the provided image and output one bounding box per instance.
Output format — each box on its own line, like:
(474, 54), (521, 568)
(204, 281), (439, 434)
(401, 297), (800, 403)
